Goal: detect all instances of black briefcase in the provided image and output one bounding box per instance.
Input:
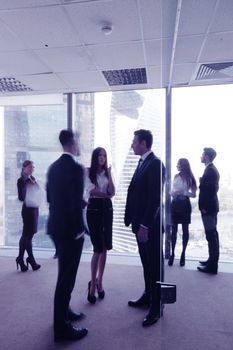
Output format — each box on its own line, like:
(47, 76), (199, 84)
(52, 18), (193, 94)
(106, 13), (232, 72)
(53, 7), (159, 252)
(156, 281), (176, 304)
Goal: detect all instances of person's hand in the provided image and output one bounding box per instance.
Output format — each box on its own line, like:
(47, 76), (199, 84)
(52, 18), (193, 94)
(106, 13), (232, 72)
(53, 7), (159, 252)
(172, 190), (181, 198)
(137, 226), (148, 243)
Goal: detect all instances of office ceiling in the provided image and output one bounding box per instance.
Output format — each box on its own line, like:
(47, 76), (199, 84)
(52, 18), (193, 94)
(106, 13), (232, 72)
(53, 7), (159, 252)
(0, 0), (233, 96)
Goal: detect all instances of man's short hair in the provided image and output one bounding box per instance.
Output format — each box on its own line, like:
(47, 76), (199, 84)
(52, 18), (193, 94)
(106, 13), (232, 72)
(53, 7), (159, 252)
(134, 129), (153, 149)
(203, 147), (217, 162)
(59, 129), (74, 146)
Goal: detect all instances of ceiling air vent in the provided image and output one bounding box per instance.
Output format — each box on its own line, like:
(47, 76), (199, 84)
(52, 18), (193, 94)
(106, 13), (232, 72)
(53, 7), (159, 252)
(196, 62), (233, 80)
(102, 68), (147, 86)
(0, 77), (32, 92)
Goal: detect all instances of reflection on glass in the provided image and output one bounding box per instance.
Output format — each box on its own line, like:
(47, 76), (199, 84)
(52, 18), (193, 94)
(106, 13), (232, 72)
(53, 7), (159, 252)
(3, 96), (67, 249)
(74, 90), (165, 254)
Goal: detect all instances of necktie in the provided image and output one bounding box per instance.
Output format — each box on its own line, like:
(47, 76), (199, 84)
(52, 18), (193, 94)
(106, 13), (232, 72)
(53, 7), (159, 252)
(134, 159), (143, 176)
(138, 158), (143, 168)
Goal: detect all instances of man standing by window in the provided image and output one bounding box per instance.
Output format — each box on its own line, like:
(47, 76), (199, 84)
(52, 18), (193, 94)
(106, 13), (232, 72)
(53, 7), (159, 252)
(125, 129), (165, 327)
(197, 147), (220, 275)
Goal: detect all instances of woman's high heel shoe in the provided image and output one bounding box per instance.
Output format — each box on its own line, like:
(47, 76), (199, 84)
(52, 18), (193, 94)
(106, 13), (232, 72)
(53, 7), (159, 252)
(180, 253), (185, 267)
(16, 257), (28, 272)
(87, 281), (96, 304)
(26, 257), (41, 271)
(168, 255), (174, 266)
(96, 284), (105, 299)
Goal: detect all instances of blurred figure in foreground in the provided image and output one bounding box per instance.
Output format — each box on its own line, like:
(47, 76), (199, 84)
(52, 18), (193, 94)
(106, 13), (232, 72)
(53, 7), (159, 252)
(46, 129), (88, 342)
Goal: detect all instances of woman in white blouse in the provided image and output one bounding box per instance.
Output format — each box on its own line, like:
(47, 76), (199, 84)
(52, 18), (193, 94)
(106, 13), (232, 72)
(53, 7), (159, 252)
(86, 147), (115, 304)
(169, 158), (197, 267)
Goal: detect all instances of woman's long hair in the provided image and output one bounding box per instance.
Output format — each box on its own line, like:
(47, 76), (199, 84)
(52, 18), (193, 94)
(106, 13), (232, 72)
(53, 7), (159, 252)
(21, 160), (33, 178)
(177, 158), (197, 191)
(89, 147), (108, 185)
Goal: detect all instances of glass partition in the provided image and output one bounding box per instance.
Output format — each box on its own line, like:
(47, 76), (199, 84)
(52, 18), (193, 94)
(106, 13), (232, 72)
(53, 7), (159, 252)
(172, 84), (233, 262)
(1, 90), (165, 254)
(2, 95), (67, 249)
(75, 89), (165, 253)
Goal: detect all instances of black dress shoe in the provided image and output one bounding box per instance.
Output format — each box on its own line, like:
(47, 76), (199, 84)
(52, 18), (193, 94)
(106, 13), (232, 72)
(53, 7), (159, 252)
(54, 326), (88, 342)
(128, 294), (149, 308)
(199, 260), (208, 266)
(68, 310), (85, 321)
(168, 255), (174, 266)
(142, 312), (160, 327)
(197, 266), (217, 275)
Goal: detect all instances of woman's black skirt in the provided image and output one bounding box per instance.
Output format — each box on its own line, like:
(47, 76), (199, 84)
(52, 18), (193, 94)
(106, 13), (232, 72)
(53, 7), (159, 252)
(22, 205), (39, 236)
(171, 195), (191, 224)
(86, 198), (113, 253)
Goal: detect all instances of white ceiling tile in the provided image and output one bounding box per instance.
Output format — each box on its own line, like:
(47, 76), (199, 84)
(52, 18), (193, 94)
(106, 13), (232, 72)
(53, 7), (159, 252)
(161, 37), (173, 66)
(87, 42), (145, 70)
(14, 73), (67, 90)
(144, 39), (162, 66)
(58, 70), (108, 91)
(139, 0), (178, 40)
(210, 0), (233, 33)
(34, 46), (96, 72)
(0, 6), (81, 49)
(200, 32), (233, 62)
(0, 0), (60, 10)
(109, 83), (148, 92)
(172, 63), (197, 85)
(146, 66), (162, 88)
(0, 51), (50, 75)
(65, 0), (142, 45)
(178, 0), (216, 36)
(139, 0), (162, 40)
(0, 21), (25, 51)
(174, 35), (204, 64)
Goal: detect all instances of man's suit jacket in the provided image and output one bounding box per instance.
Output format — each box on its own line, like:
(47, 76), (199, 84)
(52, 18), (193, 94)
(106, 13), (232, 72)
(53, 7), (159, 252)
(46, 154), (85, 240)
(198, 163), (220, 214)
(124, 152), (165, 234)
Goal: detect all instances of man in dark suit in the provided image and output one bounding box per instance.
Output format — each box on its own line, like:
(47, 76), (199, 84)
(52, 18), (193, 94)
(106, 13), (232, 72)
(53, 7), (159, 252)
(47, 129), (88, 342)
(125, 129), (165, 327)
(197, 147), (220, 275)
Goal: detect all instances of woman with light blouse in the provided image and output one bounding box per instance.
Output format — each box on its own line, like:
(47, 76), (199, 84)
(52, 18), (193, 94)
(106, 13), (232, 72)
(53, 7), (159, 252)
(16, 160), (41, 272)
(85, 147), (115, 304)
(169, 158), (197, 267)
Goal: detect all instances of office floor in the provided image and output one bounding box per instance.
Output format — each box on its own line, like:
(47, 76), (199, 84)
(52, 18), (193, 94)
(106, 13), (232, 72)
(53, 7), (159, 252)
(0, 252), (233, 350)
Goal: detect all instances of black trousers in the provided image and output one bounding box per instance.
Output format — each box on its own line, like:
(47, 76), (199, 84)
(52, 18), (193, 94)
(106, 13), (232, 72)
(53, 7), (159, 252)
(136, 218), (164, 314)
(53, 236), (84, 333)
(201, 213), (219, 268)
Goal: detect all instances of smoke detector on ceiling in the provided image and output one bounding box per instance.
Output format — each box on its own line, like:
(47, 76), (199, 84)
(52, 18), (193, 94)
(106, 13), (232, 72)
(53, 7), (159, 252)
(101, 23), (113, 35)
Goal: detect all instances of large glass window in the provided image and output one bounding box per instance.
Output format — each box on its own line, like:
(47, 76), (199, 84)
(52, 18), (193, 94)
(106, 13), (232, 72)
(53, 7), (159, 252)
(74, 89), (165, 253)
(1, 95), (67, 249)
(172, 84), (233, 262)
(1, 90), (165, 254)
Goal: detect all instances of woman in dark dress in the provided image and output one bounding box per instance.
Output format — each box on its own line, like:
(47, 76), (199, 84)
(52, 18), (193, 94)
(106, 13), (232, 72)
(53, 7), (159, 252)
(169, 158), (197, 267)
(16, 160), (41, 272)
(86, 148), (115, 304)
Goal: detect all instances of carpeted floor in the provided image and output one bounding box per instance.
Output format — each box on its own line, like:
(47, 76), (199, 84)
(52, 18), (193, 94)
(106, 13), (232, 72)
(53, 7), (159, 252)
(0, 255), (233, 350)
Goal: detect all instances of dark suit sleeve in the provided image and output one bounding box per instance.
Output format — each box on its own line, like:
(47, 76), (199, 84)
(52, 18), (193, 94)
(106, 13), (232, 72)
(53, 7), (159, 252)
(124, 202), (131, 227)
(17, 177), (27, 202)
(69, 164), (85, 234)
(142, 159), (164, 227)
(199, 166), (219, 212)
